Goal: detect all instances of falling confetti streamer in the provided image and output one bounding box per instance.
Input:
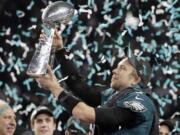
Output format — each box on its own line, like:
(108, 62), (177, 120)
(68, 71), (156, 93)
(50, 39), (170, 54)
(27, 0), (35, 10)
(16, 10), (25, 18)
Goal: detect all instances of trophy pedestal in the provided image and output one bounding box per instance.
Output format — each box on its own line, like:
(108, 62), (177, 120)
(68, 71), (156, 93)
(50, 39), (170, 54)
(27, 1), (74, 76)
(26, 28), (55, 77)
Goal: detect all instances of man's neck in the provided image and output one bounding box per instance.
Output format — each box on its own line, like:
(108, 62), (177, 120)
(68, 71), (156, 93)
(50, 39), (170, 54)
(117, 84), (133, 92)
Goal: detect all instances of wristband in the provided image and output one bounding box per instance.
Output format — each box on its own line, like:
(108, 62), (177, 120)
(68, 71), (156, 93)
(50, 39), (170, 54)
(58, 91), (81, 113)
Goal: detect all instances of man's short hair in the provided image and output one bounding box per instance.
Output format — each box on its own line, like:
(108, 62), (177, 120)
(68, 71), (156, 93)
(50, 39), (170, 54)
(160, 120), (174, 132)
(125, 45), (152, 86)
(0, 100), (11, 115)
(30, 106), (54, 123)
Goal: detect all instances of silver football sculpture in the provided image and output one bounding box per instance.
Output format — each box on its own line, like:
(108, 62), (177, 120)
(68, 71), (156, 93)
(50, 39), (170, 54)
(27, 1), (74, 77)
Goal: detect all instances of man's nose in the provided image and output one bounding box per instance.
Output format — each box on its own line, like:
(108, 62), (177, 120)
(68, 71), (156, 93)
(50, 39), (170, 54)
(41, 120), (48, 127)
(9, 118), (16, 127)
(112, 68), (116, 74)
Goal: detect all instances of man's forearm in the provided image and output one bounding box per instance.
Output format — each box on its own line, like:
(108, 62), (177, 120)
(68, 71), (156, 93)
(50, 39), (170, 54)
(52, 86), (96, 123)
(56, 50), (102, 107)
(72, 102), (96, 123)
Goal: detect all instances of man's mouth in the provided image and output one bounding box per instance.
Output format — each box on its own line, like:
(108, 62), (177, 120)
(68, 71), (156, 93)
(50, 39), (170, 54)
(6, 127), (15, 133)
(40, 129), (49, 133)
(112, 75), (117, 80)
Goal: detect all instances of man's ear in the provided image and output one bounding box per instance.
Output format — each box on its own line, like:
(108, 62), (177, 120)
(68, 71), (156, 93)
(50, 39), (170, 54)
(53, 122), (56, 131)
(130, 72), (141, 85)
(31, 121), (34, 131)
(133, 76), (141, 85)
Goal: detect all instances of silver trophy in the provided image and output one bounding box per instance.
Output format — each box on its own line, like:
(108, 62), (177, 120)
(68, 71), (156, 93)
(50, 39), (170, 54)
(27, 1), (74, 77)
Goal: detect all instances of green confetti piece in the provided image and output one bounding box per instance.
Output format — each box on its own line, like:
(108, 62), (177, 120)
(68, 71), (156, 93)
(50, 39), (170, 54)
(35, 92), (46, 97)
(16, 10), (25, 18)
(27, 0), (35, 10)
(30, 17), (37, 22)
(23, 78), (33, 91)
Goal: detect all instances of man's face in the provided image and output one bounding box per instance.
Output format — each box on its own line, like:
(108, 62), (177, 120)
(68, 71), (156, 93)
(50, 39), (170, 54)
(111, 58), (138, 90)
(0, 107), (16, 135)
(32, 114), (56, 135)
(159, 125), (170, 135)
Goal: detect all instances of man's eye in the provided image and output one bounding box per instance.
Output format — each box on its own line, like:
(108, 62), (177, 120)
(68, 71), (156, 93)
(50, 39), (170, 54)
(36, 119), (43, 123)
(46, 118), (51, 122)
(3, 116), (8, 119)
(3, 116), (11, 119)
(120, 65), (125, 70)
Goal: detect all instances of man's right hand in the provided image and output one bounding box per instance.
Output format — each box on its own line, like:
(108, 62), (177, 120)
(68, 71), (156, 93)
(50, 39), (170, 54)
(39, 29), (64, 51)
(34, 65), (63, 98)
(52, 29), (64, 51)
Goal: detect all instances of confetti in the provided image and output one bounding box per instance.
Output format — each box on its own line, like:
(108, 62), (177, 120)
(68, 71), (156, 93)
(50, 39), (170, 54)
(1, 0), (179, 129)
(16, 10), (25, 18)
(27, 0), (35, 10)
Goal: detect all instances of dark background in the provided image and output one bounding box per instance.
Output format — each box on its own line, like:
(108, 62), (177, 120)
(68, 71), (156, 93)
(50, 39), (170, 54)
(0, 0), (179, 134)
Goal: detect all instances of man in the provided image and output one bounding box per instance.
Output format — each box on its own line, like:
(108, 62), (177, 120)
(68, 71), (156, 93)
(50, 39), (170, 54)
(28, 31), (159, 134)
(159, 120), (173, 135)
(30, 106), (56, 135)
(0, 100), (16, 135)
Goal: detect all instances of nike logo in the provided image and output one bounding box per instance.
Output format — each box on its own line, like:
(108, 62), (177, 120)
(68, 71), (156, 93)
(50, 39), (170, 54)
(135, 95), (143, 101)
